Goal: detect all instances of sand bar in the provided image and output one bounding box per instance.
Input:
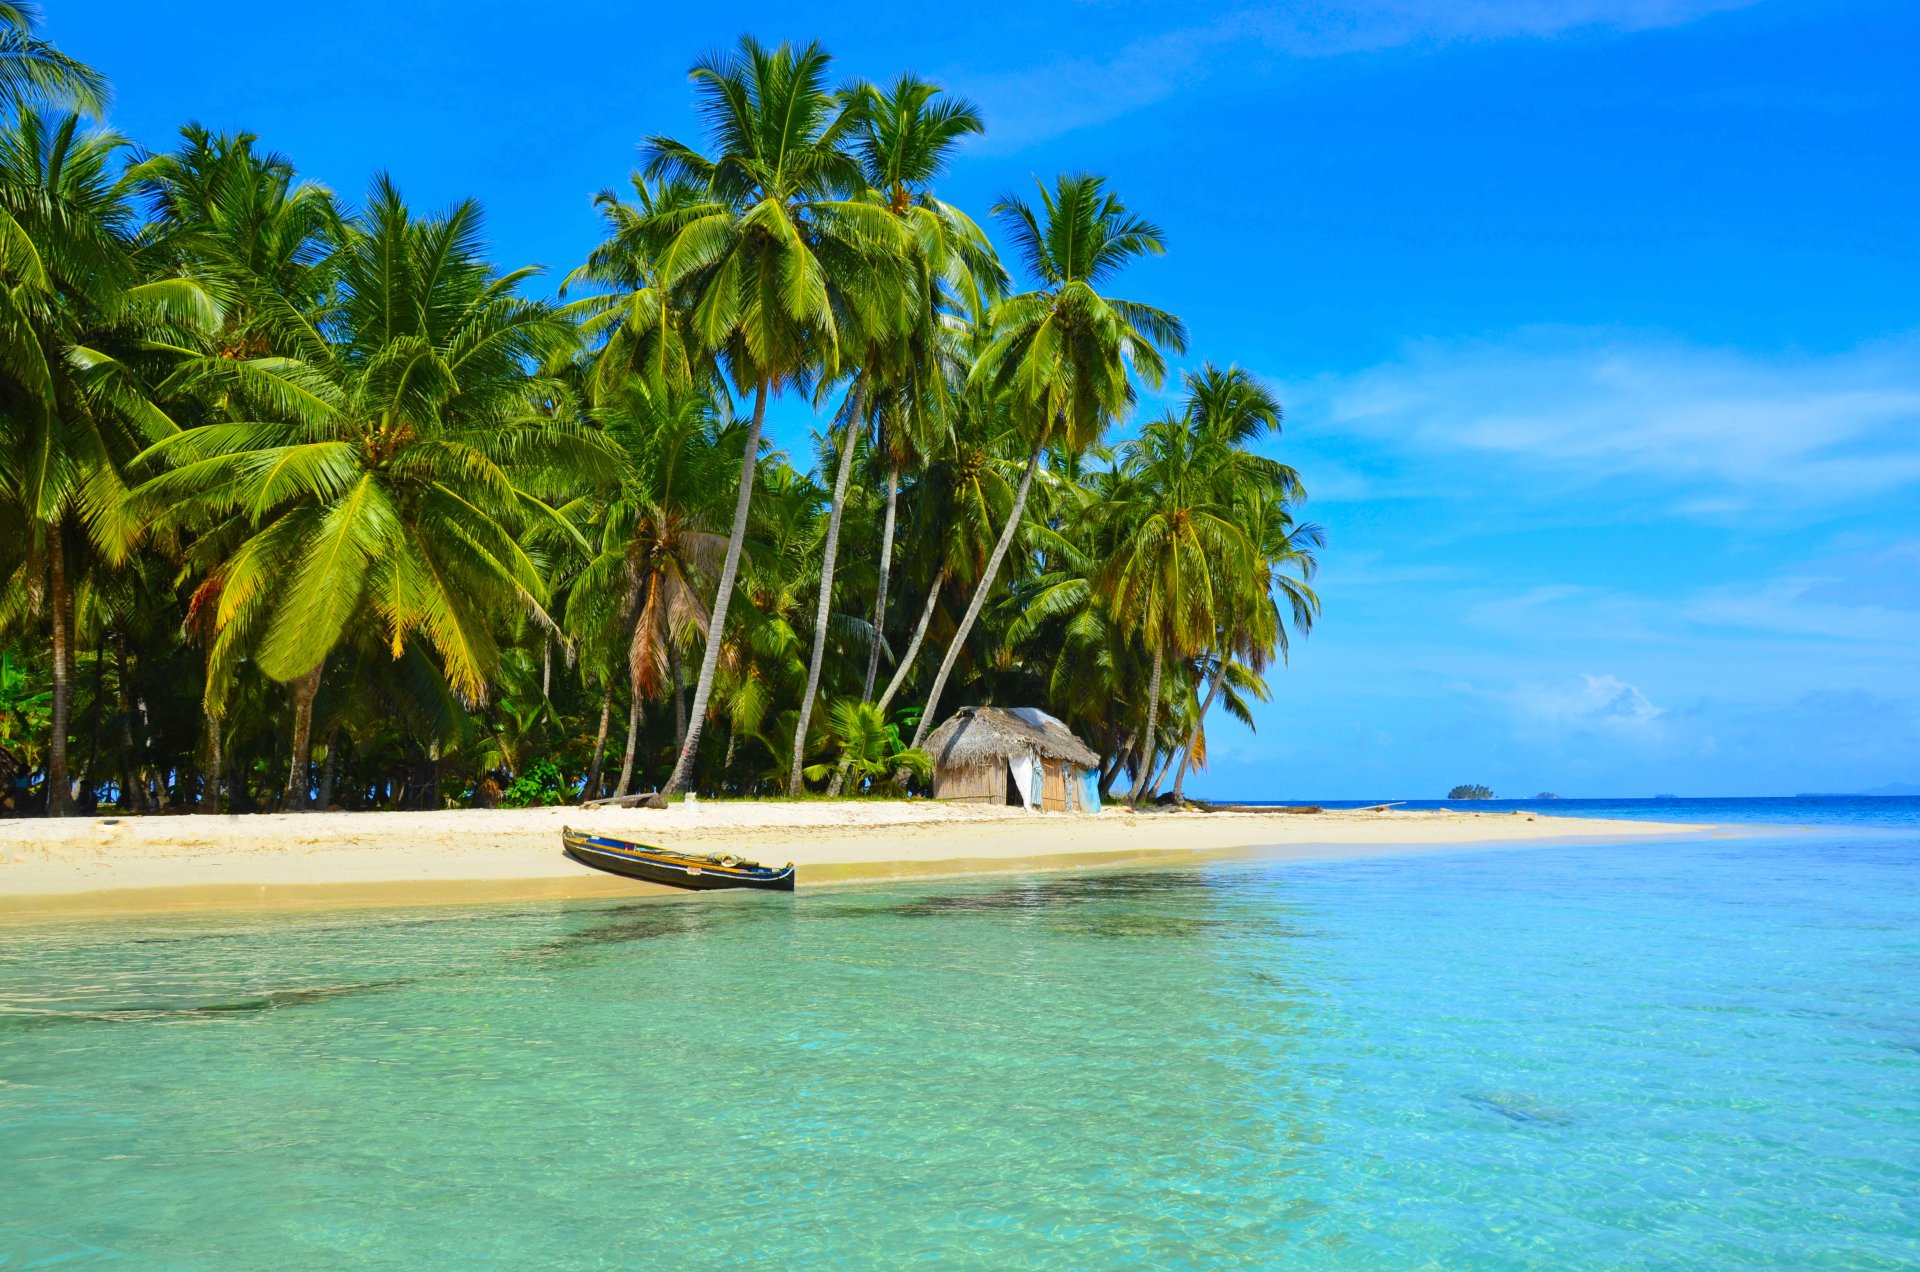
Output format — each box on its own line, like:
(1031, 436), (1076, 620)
(0, 802), (1726, 919)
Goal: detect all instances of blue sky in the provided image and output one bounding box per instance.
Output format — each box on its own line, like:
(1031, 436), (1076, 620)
(65, 0), (1920, 797)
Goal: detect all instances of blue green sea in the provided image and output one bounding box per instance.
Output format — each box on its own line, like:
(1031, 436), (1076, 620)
(4, 799), (1917, 1267)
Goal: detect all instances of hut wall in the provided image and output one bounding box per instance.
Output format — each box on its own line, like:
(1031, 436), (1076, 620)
(933, 762), (1007, 804)
(1040, 759), (1070, 812)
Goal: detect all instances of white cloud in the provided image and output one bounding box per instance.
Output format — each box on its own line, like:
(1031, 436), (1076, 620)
(955, 1), (1757, 149)
(1299, 329), (1920, 513)
(1516, 672), (1665, 730)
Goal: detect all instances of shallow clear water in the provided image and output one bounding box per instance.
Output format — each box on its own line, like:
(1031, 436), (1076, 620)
(1252, 793), (1920, 829)
(3, 817), (1917, 1267)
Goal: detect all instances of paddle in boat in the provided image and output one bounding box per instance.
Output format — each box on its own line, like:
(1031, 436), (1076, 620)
(561, 826), (796, 892)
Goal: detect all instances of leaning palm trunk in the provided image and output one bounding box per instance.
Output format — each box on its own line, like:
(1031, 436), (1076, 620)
(1130, 648), (1165, 806)
(874, 576), (941, 717)
(282, 662), (323, 810)
(200, 707), (222, 813)
(46, 530), (72, 816)
(316, 729), (340, 809)
(1099, 742), (1130, 802)
(581, 685), (613, 803)
(862, 459), (900, 702)
(835, 574), (941, 794)
(911, 446), (1043, 750)
(615, 691), (643, 798)
(789, 398), (865, 794)
(1170, 655), (1227, 803)
(664, 380), (768, 795)
(114, 634), (144, 812)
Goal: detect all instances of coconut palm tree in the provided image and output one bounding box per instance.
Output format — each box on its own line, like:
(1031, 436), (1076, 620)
(560, 173), (714, 398)
(562, 376), (730, 798)
(1100, 414), (1259, 803)
(1168, 484), (1322, 803)
(131, 177), (607, 806)
(0, 4), (109, 118)
(0, 112), (214, 814)
(838, 73), (1003, 718)
(911, 173), (1185, 750)
(641, 36), (909, 795)
(132, 125), (343, 805)
(780, 70), (997, 794)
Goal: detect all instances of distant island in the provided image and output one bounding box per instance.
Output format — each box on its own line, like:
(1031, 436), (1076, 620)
(1534, 792), (1561, 800)
(1448, 784), (1495, 800)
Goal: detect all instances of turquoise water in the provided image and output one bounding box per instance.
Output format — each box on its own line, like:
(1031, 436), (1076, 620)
(3, 813), (1918, 1266)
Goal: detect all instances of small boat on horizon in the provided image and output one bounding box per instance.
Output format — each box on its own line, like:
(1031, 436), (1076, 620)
(561, 827), (796, 892)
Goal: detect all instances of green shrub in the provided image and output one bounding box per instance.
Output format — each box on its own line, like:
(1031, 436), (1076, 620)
(500, 759), (567, 808)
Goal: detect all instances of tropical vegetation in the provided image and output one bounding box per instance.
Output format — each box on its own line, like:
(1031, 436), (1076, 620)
(0, 16), (1320, 815)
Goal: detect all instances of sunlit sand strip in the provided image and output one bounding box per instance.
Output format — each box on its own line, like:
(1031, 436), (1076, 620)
(0, 802), (1736, 920)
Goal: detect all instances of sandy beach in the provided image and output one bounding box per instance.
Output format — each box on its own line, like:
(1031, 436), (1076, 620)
(0, 802), (1722, 918)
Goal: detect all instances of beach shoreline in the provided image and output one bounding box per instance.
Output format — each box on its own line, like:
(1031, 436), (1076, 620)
(0, 802), (1734, 920)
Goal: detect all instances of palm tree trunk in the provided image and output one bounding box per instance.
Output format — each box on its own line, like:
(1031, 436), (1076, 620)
(316, 729), (341, 809)
(874, 576), (941, 716)
(1171, 654), (1227, 803)
(615, 689), (643, 798)
(282, 662), (323, 810)
(541, 638), (552, 700)
(911, 445), (1043, 750)
(1146, 738), (1179, 800)
(669, 643), (687, 750)
(1131, 648), (1164, 806)
(82, 635), (104, 809)
(581, 684), (613, 803)
(46, 530), (72, 816)
(862, 458), (900, 702)
(790, 398), (865, 794)
(114, 632), (143, 813)
(201, 706), (222, 813)
(1099, 733), (1133, 802)
(664, 379), (767, 796)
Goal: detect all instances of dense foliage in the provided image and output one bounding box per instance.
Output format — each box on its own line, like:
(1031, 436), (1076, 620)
(0, 17), (1320, 814)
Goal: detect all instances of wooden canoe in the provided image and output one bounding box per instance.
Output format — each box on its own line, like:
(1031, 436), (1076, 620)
(561, 826), (796, 892)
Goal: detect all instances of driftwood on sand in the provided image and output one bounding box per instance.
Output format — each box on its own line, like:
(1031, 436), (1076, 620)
(580, 791), (667, 809)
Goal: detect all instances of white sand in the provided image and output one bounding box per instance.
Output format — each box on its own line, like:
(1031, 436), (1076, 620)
(0, 801), (1723, 917)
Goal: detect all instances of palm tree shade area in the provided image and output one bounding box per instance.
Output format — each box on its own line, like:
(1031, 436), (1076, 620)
(0, 22), (1319, 815)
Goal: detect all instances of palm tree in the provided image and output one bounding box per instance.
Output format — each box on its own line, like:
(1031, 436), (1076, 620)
(0, 112), (213, 814)
(1150, 365), (1320, 804)
(845, 75), (1004, 710)
(1101, 415), (1258, 803)
(911, 173), (1185, 750)
(131, 177), (606, 806)
(561, 173), (712, 397)
(562, 377), (729, 798)
(1169, 484), (1321, 803)
(133, 125), (343, 805)
(0, 4), (109, 118)
(641, 36), (909, 795)
(802, 698), (930, 793)
(779, 71), (996, 794)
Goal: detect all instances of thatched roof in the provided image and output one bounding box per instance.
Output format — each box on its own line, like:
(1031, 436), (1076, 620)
(923, 706), (1100, 771)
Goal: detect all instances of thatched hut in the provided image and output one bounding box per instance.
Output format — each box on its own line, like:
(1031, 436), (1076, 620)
(923, 706), (1102, 812)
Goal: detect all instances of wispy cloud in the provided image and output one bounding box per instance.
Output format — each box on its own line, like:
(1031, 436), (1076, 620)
(1515, 672), (1666, 731)
(955, 1), (1757, 149)
(1297, 329), (1920, 514)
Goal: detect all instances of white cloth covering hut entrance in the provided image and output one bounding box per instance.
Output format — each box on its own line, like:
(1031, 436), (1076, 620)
(923, 707), (1102, 811)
